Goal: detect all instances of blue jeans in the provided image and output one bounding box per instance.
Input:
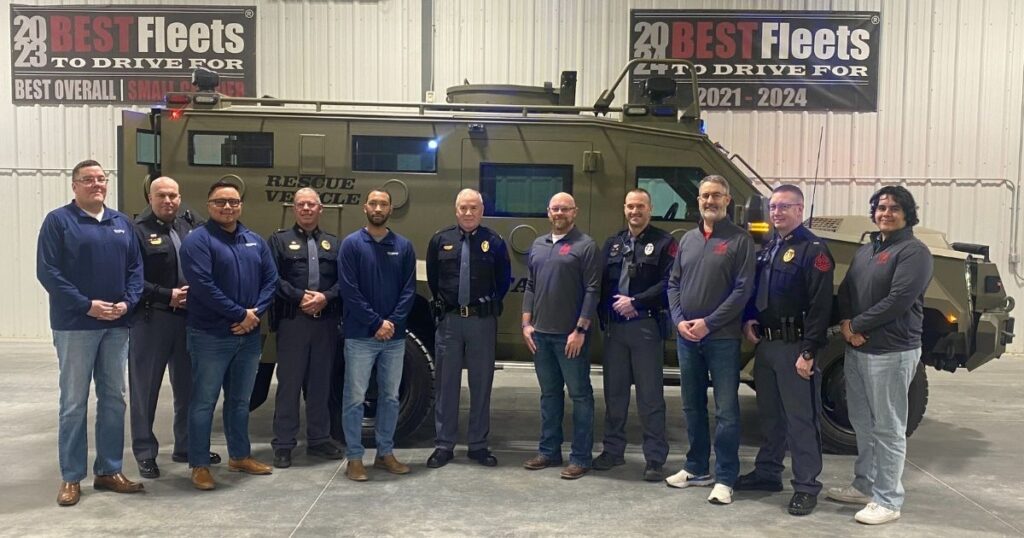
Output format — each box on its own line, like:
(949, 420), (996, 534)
(533, 332), (594, 467)
(677, 337), (741, 486)
(186, 329), (261, 467)
(342, 338), (405, 460)
(53, 328), (130, 482)
(845, 347), (920, 511)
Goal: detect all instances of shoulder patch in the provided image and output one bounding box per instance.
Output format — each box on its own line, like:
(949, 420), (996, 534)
(668, 241), (679, 258)
(814, 252), (833, 272)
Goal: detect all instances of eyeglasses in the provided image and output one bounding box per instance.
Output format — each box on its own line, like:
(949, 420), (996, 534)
(768, 203), (802, 212)
(548, 206), (576, 213)
(75, 175), (109, 185)
(698, 192), (727, 201)
(208, 198), (242, 208)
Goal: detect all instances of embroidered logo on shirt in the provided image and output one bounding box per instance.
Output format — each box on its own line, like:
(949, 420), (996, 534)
(388, 251), (399, 256)
(559, 243), (571, 256)
(245, 242), (258, 247)
(876, 251), (891, 264)
(814, 252), (833, 272)
(668, 241), (678, 258)
(713, 241), (728, 255)
(113, 229), (126, 234)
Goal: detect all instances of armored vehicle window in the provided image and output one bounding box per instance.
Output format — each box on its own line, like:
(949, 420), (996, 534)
(637, 166), (706, 222)
(352, 136), (438, 173)
(189, 132), (274, 168)
(480, 163), (572, 218)
(136, 130), (160, 165)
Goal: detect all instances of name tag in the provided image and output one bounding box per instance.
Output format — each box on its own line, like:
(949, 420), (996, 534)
(246, 242), (258, 247)
(387, 251), (399, 256)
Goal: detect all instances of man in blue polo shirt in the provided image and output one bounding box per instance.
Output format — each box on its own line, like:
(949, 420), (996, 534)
(179, 179), (278, 490)
(37, 159), (145, 506)
(338, 189), (416, 482)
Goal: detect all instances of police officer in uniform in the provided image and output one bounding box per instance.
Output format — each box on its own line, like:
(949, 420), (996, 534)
(268, 188), (344, 468)
(592, 188), (675, 481)
(735, 184), (834, 516)
(425, 189), (511, 468)
(129, 176), (221, 479)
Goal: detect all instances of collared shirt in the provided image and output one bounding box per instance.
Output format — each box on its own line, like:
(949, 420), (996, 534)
(838, 226), (933, 354)
(133, 209), (202, 309)
(180, 220), (278, 336)
(36, 201), (144, 330)
(744, 225), (835, 354)
(600, 225), (676, 324)
(667, 218), (756, 340)
(426, 224), (511, 309)
(522, 226), (601, 334)
(338, 227), (416, 339)
(268, 224), (341, 306)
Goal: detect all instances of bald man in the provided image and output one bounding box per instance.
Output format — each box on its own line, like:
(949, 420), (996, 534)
(522, 192), (600, 479)
(129, 176), (218, 480)
(268, 188), (344, 468)
(425, 189), (511, 468)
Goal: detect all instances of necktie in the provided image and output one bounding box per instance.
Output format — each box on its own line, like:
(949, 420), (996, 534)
(458, 232), (471, 306)
(755, 239), (780, 311)
(618, 237), (635, 295)
(168, 227), (186, 286)
(307, 235), (320, 291)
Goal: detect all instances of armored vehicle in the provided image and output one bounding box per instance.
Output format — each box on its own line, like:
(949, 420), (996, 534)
(118, 61), (1016, 453)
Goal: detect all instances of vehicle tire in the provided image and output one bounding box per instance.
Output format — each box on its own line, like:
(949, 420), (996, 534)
(337, 330), (435, 446)
(819, 354), (928, 455)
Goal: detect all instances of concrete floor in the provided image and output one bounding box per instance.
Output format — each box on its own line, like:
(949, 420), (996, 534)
(0, 340), (1021, 537)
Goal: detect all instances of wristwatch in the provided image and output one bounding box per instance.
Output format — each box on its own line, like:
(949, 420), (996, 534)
(800, 350), (814, 361)
(574, 325), (589, 335)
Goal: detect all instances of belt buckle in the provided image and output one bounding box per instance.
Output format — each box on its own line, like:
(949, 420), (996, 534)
(459, 306), (470, 318)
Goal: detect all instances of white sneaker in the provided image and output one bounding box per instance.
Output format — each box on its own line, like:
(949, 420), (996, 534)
(826, 485), (872, 504)
(855, 502), (901, 525)
(665, 469), (714, 489)
(707, 483), (733, 505)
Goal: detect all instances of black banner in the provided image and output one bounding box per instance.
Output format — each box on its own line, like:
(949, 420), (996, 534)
(629, 10), (880, 111)
(11, 4), (256, 105)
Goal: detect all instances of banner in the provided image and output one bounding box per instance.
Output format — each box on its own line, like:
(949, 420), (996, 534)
(629, 10), (881, 111)
(11, 4), (256, 105)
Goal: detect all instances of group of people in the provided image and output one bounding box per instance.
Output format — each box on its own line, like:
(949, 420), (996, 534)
(38, 160), (932, 526)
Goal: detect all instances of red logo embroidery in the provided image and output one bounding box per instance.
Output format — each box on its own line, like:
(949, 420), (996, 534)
(876, 251), (891, 264)
(559, 243), (571, 256)
(814, 252), (833, 272)
(668, 241), (679, 258)
(713, 241), (729, 255)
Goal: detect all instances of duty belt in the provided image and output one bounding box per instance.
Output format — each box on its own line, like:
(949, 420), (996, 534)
(757, 325), (803, 342)
(610, 308), (658, 323)
(146, 302), (185, 316)
(446, 304), (486, 318)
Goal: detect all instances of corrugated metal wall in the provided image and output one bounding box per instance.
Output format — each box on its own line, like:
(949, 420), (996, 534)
(432, 0), (1024, 353)
(5, 0), (1022, 353)
(1, 0), (423, 338)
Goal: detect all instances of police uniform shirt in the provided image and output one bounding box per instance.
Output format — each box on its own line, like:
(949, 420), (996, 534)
(133, 209), (202, 309)
(746, 224), (835, 355)
(600, 225), (676, 323)
(268, 224), (341, 308)
(426, 224), (512, 309)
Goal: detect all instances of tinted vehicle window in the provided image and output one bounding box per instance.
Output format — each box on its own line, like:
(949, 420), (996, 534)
(189, 132), (273, 167)
(352, 135), (437, 173)
(480, 163), (572, 218)
(136, 130), (160, 165)
(636, 166), (707, 222)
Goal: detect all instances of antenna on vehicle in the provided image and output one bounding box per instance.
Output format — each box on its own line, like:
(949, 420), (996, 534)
(808, 125), (825, 228)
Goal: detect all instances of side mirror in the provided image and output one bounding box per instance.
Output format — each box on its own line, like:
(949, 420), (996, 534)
(744, 194), (770, 243)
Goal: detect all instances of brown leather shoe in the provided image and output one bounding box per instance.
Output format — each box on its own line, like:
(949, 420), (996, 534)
(374, 454), (411, 475)
(191, 467), (215, 490)
(560, 463), (590, 480)
(523, 454), (562, 470)
(57, 481), (80, 506)
(345, 460), (368, 482)
(93, 472), (144, 493)
(228, 457), (273, 475)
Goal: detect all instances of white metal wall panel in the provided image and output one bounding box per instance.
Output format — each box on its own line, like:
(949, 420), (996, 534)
(1, 0), (422, 339)
(431, 0), (1023, 352)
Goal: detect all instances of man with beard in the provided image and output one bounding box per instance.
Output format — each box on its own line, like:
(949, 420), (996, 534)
(338, 189), (417, 481)
(425, 189), (511, 468)
(37, 159), (145, 506)
(521, 192), (600, 480)
(129, 176), (220, 480)
(665, 175), (755, 505)
(180, 179), (278, 490)
(593, 188), (675, 481)
(268, 188), (344, 468)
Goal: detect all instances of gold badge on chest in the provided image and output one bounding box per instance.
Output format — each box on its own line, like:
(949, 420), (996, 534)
(481, 240), (490, 252)
(321, 240), (331, 250)
(783, 248), (796, 263)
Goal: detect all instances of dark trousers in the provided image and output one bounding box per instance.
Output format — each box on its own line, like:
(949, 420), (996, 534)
(752, 339), (823, 495)
(272, 314), (340, 450)
(433, 314), (497, 451)
(601, 318), (668, 465)
(128, 309), (191, 461)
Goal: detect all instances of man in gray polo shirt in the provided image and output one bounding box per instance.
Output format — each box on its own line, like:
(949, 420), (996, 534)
(521, 192), (600, 480)
(665, 175), (755, 506)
